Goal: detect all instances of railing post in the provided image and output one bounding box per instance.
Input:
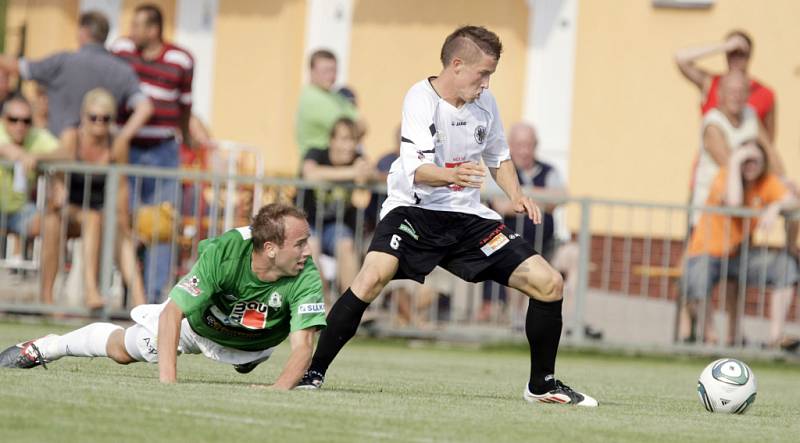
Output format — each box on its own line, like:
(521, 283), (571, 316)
(99, 166), (119, 319)
(573, 197), (592, 344)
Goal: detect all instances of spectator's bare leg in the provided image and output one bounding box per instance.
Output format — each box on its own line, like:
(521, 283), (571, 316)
(80, 209), (105, 309)
(769, 287), (794, 347)
(40, 209), (62, 305)
(115, 179), (145, 307)
(724, 283), (740, 346)
(413, 284), (437, 328)
(335, 238), (359, 295)
(393, 287), (412, 327)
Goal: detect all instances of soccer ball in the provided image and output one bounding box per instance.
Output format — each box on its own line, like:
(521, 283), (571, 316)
(697, 358), (757, 414)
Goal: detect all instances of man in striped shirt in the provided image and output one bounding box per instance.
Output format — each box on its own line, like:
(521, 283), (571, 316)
(111, 3), (194, 303)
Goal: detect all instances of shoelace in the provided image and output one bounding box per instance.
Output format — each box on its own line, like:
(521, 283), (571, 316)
(554, 380), (575, 394)
(24, 342), (48, 370)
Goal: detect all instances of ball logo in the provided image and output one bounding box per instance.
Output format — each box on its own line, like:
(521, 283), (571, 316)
(712, 359), (749, 386)
(229, 301), (268, 330)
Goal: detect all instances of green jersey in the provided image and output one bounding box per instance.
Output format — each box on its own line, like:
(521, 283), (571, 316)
(169, 227), (326, 351)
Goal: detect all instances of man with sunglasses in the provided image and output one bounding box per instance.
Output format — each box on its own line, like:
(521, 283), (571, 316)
(0, 95), (58, 242)
(675, 30), (776, 143)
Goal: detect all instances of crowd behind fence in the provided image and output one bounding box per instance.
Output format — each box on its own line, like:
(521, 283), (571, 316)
(0, 159), (798, 354)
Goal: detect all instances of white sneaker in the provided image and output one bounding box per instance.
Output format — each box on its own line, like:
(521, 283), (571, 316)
(523, 380), (598, 407)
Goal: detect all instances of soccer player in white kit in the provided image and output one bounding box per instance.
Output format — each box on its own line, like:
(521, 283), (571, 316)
(298, 25), (597, 406)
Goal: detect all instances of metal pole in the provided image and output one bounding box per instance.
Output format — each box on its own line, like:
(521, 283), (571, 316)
(99, 167), (119, 320)
(574, 198), (592, 343)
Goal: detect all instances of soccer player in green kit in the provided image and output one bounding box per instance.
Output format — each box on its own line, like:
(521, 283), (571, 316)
(0, 204), (326, 389)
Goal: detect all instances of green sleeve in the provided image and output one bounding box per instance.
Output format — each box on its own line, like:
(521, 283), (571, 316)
(169, 241), (221, 315)
(288, 261), (327, 332)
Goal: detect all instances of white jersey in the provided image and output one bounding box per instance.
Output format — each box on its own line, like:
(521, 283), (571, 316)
(382, 78), (510, 220)
(691, 106), (758, 225)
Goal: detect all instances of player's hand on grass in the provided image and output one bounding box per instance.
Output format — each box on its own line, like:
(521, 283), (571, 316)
(513, 196), (542, 224)
(449, 162), (485, 188)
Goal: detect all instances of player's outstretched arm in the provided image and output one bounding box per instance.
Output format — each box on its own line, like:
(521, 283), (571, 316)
(157, 300), (185, 383)
(271, 328), (317, 390)
(491, 160), (542, 224)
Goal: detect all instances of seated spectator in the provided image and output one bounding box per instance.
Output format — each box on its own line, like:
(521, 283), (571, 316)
(691, 71), (784, 227)
(0, 95), (58, 247)
(36, 88), (145, 309)
(683, 141), (798, 348)
(300, 118), (378, 300)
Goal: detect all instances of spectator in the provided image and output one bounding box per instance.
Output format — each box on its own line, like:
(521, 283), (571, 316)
(479, 124), (561, 318)
(31, 83), (48, 129)
(110, 4), (194, 303)
(675, 30), (776, 142)
(376, 126), (402, 181)
(300, 118), (378, 299)
(296, 50), (362, 157)
(690, 71), (784, 227)
(0, 10), (153, 161)
(0, 95), (58, 246)
(37, 88), (146, 309)
(0, 70), (11, 110)
(683, 141), (798, 348)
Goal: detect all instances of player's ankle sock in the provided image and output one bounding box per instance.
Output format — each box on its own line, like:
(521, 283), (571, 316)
(309, 288), (370, 375)
(40, 323), (122, 360)
(525, 298), (563, 395)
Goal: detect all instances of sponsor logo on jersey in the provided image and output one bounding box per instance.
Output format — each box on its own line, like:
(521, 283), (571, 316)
(398, 219), (419, 240)
(230, 301), (269, 329)
(451, 121), (466, 127)
(474, 125), (487, 144)
(176, 275), (202, 297)
(268, 292), (283, 308)
(298, 303), (325, 315)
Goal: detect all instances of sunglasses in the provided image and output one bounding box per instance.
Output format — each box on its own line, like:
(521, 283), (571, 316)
(88, 114), (113, 123)
(6, 115), (33, 126)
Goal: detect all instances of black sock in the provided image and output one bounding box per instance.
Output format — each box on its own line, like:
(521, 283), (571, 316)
(526, 298), (563, 394)
(309, 288), (370, 375)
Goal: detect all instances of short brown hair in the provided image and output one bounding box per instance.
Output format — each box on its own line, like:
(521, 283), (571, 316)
(251, 203), (307, 251)
(329, 117), (357, 140)
(440, 26), (502, 66)
(135, 3), (164, 39)
(309, 49), (337, 69)
(79, 11), (110, 44)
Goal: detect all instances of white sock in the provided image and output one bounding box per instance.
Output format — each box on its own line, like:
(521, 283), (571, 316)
(37, 323), (122, 361)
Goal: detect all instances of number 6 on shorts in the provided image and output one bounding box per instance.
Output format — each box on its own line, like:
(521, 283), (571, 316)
(390, 234), (401, 250)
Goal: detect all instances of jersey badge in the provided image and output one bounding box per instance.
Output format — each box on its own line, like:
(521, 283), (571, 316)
(474, 125), (487, 144)
(480, 232), (510, 257)
(268, 292), (283, 308)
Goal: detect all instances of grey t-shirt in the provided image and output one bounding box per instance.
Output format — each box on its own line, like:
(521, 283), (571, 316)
(19, 43), (146, 136)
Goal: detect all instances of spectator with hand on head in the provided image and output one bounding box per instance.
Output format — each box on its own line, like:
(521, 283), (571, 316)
(300, 117), (379, 301)
(683, 141), (799, 348)
(675, 30), (776, 142)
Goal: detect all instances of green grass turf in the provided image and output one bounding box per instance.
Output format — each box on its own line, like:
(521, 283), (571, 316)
(0, 321), (798, 442)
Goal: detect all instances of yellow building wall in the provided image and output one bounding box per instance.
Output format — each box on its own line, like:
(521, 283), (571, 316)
(570, 0), (800, 210)
(210, 0), (306, 176)
(349, 0), (529, 159)
(5, 0), (79, 58)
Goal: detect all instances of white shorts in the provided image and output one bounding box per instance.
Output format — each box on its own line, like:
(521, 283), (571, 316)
(123, 302), (275, 365)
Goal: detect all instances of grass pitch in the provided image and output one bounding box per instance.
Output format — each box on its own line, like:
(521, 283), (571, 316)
(0, 321), (798, 442)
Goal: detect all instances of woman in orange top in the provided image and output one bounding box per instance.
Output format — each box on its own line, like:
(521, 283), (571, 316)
(684, 141), (798, 348)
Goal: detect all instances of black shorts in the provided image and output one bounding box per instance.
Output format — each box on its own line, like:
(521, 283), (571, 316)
(368, 206), (538, 285)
